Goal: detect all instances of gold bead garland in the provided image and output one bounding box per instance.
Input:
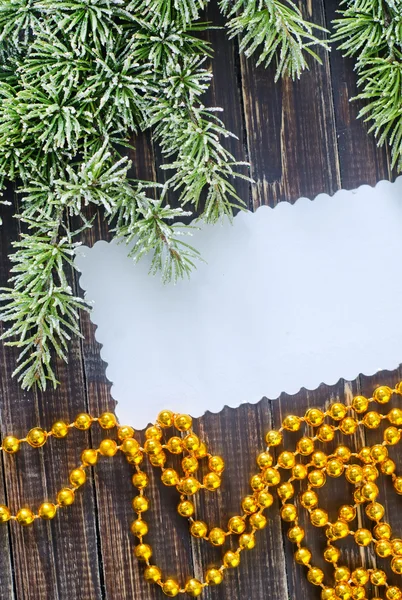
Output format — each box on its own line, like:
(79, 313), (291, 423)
(2, 387), (402, 597)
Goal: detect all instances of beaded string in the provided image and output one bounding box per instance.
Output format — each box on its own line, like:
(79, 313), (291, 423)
(2, 385), (402, 598)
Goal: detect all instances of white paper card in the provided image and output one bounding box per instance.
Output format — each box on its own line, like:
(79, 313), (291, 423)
(75, 178), (402, 428)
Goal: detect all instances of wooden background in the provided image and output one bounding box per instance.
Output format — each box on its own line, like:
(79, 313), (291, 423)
(0, 0), (399, 598)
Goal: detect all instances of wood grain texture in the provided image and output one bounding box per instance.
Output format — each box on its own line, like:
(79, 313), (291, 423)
(0, 1), (400, 598)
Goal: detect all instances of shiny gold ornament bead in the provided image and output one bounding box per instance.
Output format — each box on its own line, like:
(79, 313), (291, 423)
(294, 547), (311, 565)
(352, 395), (369, 413)
(57, 488), (75, 507)
(228, 516), (246, 534)
(392, 538), (402, 555)
(305, 408), (325, 426)
(223, 550), (240, 568)
(358, 446), (372, 463)
(375, 539), (392, 558)
(144, 565), (162, 583)
(338, 505), (356, 522)
(249, 512), (267, 530)
(365, 501), (384, 521)
(393, 557), (402, 575)
(310, 508), (328, 527)
(345, 464), (363, 484)
(177, 500), (194, 518)
(334, 566), (350, 582)
(282, 415), (302, 431)
(371, 444), (388, 463)
(183, 433), (199, 452)
(361, 481), (379, 501)
(292, 464), (308, 480)
(287, 525), (305, 543)
(161, 469), (179, 487)
(2, 436), (20, 454)
(312, 451), (327, 468)
(190, 521), (208, 538)
(250, 474), (265, 491)
(297, 436), (314, 455)
(182, 456), (198, 474)
(394, 476), (402, 494)
(382, 458), (396, 475)
(81, 449), (98, 466)
(127, 452), (144, 466)
(351, 568), (369, 586)
(317, 424), (335, 442)
(121, 438), (140, 456)
(38, 502), (57, 520)
(98, 412), (117, 429)
(144, 439), (163, 456)
(135, 543), (152, 561)
(300, 490), (318, 509)
(321, 588), (336, 600)
(277, 482), (294, 501)
(334, 583), (352, 600)
(326, 458), (344, 477)
(145, 426), (162, 440)
(263, 467), (281, 486)
(384, 426), (401, 445)
(162, 579), (180, 597)
(179, 476), (200, 496)
(339, 416), (358, 435)
(307, 567), (324, 585)
(149, 452), (166, 468)
(242, 495), (258, 514)
(374, 522), (392, 539)
(373, 385), (393, 404)
(329, 403), (348, 420)
(370, 569), (387, 586)
(0, 505), (11, 523)
(363, 411), (382, 429)
(132, 495), (149, 513)
(353, 488), (363, 504)
(16, 508), (34, 526)
(323, 545), (340, 563)
(334, 445), (352, 462)
(362, 464), (378, 481)
(185, 577), (203, 595)
(208, 455), (225, 473)
(166, 437), (183, 454)
(388, 407), (402, 425)
(278, 450), (295, 469)
(387, 587), (402, 600)
(117, 425), (135, 441)
(354, 528), (372, 546)
(331, 520), (349, 538)
(239, 532), (255, 550)
(51, 421), (69, 438)
(308, 469), (326, 488)
(194, 442), (208, 459)
(99, 439), (118, 457)
(206, 568), (223, 586)
(157, 410), (174, 428)
(265, 430), (282, 446)
(257, 491), (273, 508)
(74, 413), (92, 430)
(203, 472), (221, 491)
(280, 504), (297, 522)
(209, 527), (226, 546)
(132, 472), (149, 490)
(256, 451), (273, 469)
(131, 519), (148, 537)
(174, 414), (192, 432)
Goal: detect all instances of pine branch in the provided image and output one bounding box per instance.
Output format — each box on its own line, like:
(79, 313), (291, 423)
(127, 0), (208, 29)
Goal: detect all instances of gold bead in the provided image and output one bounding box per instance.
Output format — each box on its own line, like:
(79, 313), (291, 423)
(375, 539), (392, 558)
(351, 568), (369, 586)
(338, 505), (356, 522)
(179, 476), (200, 495)
(174, 414), (192, 432)
(331, 520), (349, 538)
(239, 532), (255, 549)
(144, 565), (162, 583)
(317, 424), (335, 442)
(387, 587), (402, 600)
(81, 449), (98, 466)
(365, 501), (384, 521)
(361, 481), (379, 501)
(162, 579), (180, 597)
(263, 467), (281, 486)
(374, 522), (392, 539)
(2, 436), (20, 454)
(308, 469), (326, 488)
(329, 403), (348, 421)
(98, 412), (117, 429)
(131, 519), (148, 537)
(0, 505), (11, 523)
(177, 500), (194, 518)
(324, 545), (340, 563)
(354, 528), (372, 546)
(132, 471), (148, 490)
(208, 455), (225, 474)
(16, 508), (34, 526)
(149, 451), (166, 467)
(370, 568), (387, 586)
(277, 482), (294, 501)
(250, 474), (265, 491)
(334, 566), (350, 583)
(203, 472), (221, 491)
(339, 416), (358, 435)
(38, 502), (57, 520)
(228, 516), (246, 534)
(310, 508), (328, 527)
(223, 550), (240, 568)
(57, 488), (75, 507)
(166, 437), (183, 454)
(256, 451), (273, 469)
(127, 452), (143, 466)
(384, 426), (401, 445)
(321, 588), (336, 600)
(392, 538), (402, 555)
(249, 512), (267, 530)
(335, 583), (351, 600)
(157, 410), (174, 428)
(190, 521), (208, 538)
(135, 543), (152, 561)
(334, 445), (352, 462)
(300, 490), (318, 509)
(294, 547), (311, 565)
(99, 439), (117, 457)
(296, 436), (314, 455)
(185, 579), (203, 597)
(51, 421), (69, 438)
(241, 495), (258, 514)
(345, 464), (363, 484)
(312, 451), (327, 468)
(27, 427), (47, 448)
(206, 568), (223, 586)
(280, 504), (297, 522)
(363, 411), (382, 429)
(74, 413), (92, 430)
(183, 433), (200, 452)
(132, 495), (149, 513)
(117, 425), (134, 441)
(278, 451), (295, 469)
(121, 438), (140, 456)
(145, 425), (162, 440)
(161, 469), (179, 487)
(388, 407), (402, 425)
(282, 415), (301, 431)
(265, 430), (282, 446)
(358, 446), (372, 463)
(257, 491), (273, 508)
(209, 527), (226, 546)
(371, 444), (388, 462)
(194, 442), (208, 459)
(394, 476), (402, 494)
(307, 567), (324, 585)
(182, 456), (198, 474)
(326, 458), (344, 477)
(144, 439), (163, 456)
(351, 395), (369, 413)
(362, 464), (378, 481)
(393, 557), (402, 575)
(292, 464), (308, 480)
(287, 525), (305, 543)
(373, 385), (393, 404)
(305, 408), (325, 426)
